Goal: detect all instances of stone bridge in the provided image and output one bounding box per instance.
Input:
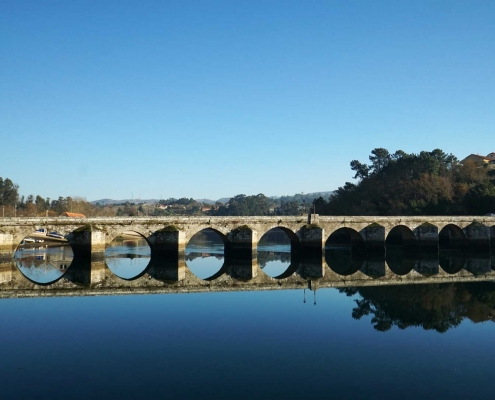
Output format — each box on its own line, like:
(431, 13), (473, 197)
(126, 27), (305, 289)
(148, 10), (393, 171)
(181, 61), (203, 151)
(0, 215), (494, 296)
(1, 215), (494, 261)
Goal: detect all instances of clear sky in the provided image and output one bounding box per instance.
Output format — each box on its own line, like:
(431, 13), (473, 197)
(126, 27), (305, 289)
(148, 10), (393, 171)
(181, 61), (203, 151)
(1, 0), (494, 202)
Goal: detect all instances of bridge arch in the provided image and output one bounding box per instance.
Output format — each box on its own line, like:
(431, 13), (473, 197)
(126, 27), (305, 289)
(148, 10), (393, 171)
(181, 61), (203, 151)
(325, 227), (365, 251)
(13, 227), (75, 285)
(104, 228), (152, 246)
(185, 225), (230, 246)
(256, 224), (300, 250)
(257, 227), (296, 279)
(273, 226), (300, 245)
(10, 224), (80, 256)
(385, 225), (417, 275)
(185, 228), (226, 281)
(439, 224), (465, 250)
(104, 230), (152, 280)
(325, 228), (365, 276)
(386, 225), (417, 249)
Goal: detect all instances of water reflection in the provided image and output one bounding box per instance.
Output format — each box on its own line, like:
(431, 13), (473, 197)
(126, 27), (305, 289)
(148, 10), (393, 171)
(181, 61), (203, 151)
(439, 251), (467, 274)
(257, 248), (291, 277)
(3, 279), (495, 399)
(8, 241), (495, 337)
(10, 232), (495, 289)
(186, 229), (224, 279)
(325, 247), (366, 276)
(385, 247), (416, 275)
(105, 232), (151, 279)
(341, 282), (495, 333)
(258, 228), (292, 277)
(15, 244), (73, 284)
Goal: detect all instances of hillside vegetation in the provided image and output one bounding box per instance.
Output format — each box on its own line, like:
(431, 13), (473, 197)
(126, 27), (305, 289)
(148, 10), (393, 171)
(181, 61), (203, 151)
(314, 148), (495, 216)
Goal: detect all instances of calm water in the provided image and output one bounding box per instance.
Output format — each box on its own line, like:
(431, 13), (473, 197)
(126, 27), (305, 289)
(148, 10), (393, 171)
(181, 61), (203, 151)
(1, 283), (495, 399)
(4, 230), (495, 399)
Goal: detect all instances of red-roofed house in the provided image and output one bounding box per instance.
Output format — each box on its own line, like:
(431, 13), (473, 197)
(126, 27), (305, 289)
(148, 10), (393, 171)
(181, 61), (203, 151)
(60, 212), (86, 218)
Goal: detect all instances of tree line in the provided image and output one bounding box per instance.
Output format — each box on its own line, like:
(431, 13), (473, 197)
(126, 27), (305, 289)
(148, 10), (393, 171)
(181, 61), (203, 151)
(2, 147), (494, 217)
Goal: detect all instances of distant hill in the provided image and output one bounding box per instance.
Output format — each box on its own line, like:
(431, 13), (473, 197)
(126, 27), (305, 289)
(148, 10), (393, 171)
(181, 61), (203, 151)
(212, 192), (334, 205)
(195, 198), (220, 205)
(91, 191), (334, 206)
(277, 191), (335, 205)
(91, 198), (159, 205)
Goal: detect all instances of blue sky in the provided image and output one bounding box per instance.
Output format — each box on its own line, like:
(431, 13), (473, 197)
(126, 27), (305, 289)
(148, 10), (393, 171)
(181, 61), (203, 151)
(1, 0), (494, 202)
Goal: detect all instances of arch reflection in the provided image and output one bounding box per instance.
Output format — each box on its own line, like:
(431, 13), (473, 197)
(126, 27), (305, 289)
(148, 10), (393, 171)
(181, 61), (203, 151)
(386, 225), (416, 249)
(490, 225), (495, 254)
(257, 228), (293, 278)
(105, 231), (151, 280)
(325, 228), (365, 275)
(186, 229), (225, 280)
(439, 224), (465, 250)
(385, 248), (416, 275)
(14, 229), (73, 284)
(440, 251), (466, 274)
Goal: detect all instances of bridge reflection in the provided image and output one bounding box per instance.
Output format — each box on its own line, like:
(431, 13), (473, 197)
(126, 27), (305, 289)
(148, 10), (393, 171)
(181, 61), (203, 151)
(0, 248), (494, 298)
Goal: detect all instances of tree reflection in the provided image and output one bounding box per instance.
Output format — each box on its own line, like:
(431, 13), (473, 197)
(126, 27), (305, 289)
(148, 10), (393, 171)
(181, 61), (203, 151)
(257, 251), (291, 268)
(340, 282), (495, 333)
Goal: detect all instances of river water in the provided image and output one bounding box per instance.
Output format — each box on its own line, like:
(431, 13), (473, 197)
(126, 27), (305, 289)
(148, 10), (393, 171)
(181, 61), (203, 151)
(3, 231), (495, 399)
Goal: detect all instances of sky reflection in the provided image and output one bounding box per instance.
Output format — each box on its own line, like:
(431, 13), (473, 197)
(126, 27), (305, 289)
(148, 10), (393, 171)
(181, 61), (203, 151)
(105, 238), (151, 279)
(1, 286), (495, 399)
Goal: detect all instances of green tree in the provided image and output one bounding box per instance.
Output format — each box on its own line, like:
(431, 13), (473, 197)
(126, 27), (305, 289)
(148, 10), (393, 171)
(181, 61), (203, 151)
(276, 200), (301, 215)
(0, 177), (19, 207)
(214, 194), (273, 216)
(35, 195), (48, 213)
(464, 183), (495, 214)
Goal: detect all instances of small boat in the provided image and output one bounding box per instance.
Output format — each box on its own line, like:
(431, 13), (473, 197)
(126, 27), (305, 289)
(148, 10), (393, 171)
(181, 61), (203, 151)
(47, 232), (64, 239)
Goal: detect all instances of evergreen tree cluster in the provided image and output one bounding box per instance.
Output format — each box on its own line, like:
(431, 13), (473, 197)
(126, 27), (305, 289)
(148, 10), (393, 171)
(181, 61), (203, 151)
(315, 148), (495, 216)
(0, 177), (19, 208)
(214, 194), (273, 216)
